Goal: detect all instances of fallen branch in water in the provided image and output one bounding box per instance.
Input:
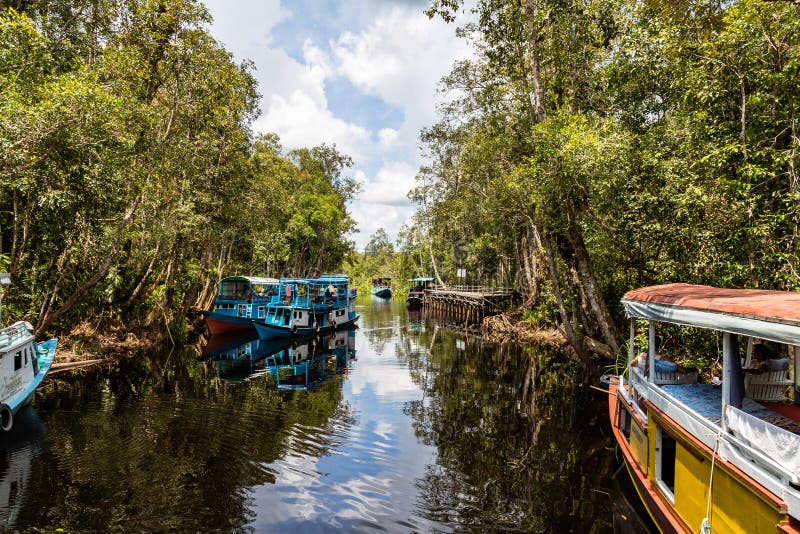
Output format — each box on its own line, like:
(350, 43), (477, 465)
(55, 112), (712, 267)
(49, 359), (105, 374)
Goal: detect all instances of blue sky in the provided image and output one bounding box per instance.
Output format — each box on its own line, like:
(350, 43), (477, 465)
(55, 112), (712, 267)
(202, 0), (471, 249)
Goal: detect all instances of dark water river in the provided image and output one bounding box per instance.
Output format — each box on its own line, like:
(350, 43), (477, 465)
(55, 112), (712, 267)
(1, 298), (649, 532)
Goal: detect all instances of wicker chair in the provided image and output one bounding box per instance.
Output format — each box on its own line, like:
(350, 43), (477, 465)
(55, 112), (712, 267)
(745, 369), (793, 402)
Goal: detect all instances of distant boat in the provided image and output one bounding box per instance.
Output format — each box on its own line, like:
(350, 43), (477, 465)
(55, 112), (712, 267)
(251, 276), (359, 339)
(0, 273), (58, 432)
(406, 277), (434, 309)
(371, 277), (392, 298)
(203, 276), (280, 335)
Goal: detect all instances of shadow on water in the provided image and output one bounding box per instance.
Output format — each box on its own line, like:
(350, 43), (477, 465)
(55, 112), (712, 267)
(0, 298), (653, 532)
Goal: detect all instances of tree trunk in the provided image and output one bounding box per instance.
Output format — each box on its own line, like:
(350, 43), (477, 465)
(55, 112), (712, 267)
(539, 224), (584, 359)
(429, 238), (445, 286)
(565, 222), (620, 356)
(523, 0), (547, 123)
(181, 245), (208, 313)
(125, 238), (162, 309)
(36, 198), (139, 334)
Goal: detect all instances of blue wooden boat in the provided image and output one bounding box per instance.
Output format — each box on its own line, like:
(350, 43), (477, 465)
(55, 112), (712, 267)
(371, 277), (392, 298)
(0, 273), (58, 432)
(406, 276), (434, 309)
(203, 276), (280, 335)
(251, 277), (359, 339)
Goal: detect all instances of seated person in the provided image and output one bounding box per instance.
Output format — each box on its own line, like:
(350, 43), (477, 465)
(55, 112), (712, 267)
(630, 336), (682, 374)
(631, 352), (682, 374)
(745, 342), (789, 374)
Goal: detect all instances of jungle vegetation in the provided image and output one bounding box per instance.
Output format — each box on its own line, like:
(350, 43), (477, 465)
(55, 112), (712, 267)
(404, 0), (800, 361)
(0, 1), (357, 338)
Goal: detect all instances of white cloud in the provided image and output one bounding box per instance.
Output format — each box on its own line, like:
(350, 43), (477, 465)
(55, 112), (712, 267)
(203, 1), (473, 249)
(360, 162), (416, 206)
(257, 91), (370, 162)
(204, 0), (290, 51)
(330, 8), (471, 132)
(377, 128), (398, 148)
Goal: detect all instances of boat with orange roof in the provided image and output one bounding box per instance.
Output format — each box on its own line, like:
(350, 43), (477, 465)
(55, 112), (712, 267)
(609, 283), (800, 533)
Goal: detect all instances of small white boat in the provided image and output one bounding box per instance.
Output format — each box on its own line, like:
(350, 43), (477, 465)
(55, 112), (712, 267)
(0, 274), (57, 432)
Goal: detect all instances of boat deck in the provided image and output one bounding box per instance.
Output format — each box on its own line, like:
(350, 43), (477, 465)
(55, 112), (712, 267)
(661, 383), (800, 434)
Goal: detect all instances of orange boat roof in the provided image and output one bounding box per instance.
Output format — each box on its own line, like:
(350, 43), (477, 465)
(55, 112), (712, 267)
(623, 283), (800, 324)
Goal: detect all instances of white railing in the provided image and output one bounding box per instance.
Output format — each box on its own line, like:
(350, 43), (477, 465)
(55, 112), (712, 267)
(0, 321), (33, 349)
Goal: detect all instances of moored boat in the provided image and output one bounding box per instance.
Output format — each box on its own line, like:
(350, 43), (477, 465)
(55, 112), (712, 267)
(251, 276), (359, 339)
(0, 273), (58, 432)
(203, 276), (279, 335)
(406, 277), (433, 309)
(371, 277), (392, 299)
(609, 283), (800, 533)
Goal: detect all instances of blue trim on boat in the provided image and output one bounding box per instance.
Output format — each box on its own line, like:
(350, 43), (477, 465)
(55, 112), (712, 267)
(5, 338), (57, 415)
(252, 315), (360, 339)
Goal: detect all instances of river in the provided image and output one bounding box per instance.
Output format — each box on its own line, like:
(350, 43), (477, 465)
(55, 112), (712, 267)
(0, 298), (650, 532)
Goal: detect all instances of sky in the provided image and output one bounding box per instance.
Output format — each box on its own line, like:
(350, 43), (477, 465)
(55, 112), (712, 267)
(202, 0), (472, 250)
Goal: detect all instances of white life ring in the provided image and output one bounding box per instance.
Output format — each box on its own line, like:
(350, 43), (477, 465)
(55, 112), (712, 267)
(1, 404), (13, 432)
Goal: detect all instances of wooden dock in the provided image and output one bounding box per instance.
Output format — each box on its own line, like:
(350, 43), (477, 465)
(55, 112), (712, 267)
(423, 285), (513, 324)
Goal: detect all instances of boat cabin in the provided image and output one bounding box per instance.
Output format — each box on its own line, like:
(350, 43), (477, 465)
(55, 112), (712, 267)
(612, 283), (800, 532)
(408, 277), (434, 293)
(215, 276), (278, 304)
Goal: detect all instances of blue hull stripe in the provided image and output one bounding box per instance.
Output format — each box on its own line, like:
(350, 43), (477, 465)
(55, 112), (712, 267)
(253, 316), (360, 340)
(6, 338), (58, 414)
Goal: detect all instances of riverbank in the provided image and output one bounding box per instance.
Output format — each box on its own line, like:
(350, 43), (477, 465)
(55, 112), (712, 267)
(481, 312), (567, 347)
(48, 319), (169, 370)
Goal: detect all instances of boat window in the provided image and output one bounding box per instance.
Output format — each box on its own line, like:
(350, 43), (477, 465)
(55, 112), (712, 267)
(220, 280), (250, 299)
(620, 408), (631, 441)
(258, 307), (265, 318)
(656, 427), (676, 500)
(14, 351), (21, 371)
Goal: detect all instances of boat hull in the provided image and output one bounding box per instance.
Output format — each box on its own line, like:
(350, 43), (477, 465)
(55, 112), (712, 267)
(1, 337), (57, 431)
(204, 311), (256, 335)
(253, 315), (360, 340)
(608, 380), (799, 533)
(371, 288), (391, 299)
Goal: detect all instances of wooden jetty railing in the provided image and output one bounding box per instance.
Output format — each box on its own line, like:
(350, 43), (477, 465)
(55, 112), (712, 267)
(423, 285), (514, 324)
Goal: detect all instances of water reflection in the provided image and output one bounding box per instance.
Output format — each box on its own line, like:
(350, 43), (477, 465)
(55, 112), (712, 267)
(0, 299), (624, 532)
(204, 329), (357, 390)
(0, 406), (43, 528)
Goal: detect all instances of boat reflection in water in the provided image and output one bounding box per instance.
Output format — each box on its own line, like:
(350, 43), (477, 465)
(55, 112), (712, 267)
(0, 405), (44, 528)
(204, 328), (356, 389)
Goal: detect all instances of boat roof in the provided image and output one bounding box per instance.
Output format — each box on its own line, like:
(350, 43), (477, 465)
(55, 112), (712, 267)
(279, 277), (348, 284)
(221, 276), (279, 285)
(622, 283), (800, 345)
(409, 277), (434, 282)
(321, 273), (349, 279)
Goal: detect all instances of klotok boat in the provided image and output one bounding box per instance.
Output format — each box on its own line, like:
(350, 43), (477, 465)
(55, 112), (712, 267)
(0, 274), (57, 432)
(406, 277), (433, 309)
(371, 277), (392, 299)
(203, 276), (279, 335)
(609, 283), (800, 533)
(251, 276), (359, 339)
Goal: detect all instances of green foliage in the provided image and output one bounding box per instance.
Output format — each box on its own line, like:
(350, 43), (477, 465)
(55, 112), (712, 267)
(0, 2), (356, 335)
(417, 0), (800, 364)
